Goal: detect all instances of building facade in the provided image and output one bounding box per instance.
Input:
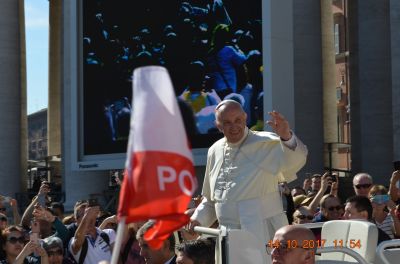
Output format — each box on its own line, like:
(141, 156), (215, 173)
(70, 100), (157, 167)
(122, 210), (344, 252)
(28, 108), (48, 161)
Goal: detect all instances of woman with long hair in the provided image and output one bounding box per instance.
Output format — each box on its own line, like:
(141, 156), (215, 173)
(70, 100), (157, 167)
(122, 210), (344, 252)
(369, 185), (400, 238)
(0, 225), (48, 264)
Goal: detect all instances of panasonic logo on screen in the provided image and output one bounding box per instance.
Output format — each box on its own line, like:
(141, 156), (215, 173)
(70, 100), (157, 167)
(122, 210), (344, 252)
(79, 163), (99, 169)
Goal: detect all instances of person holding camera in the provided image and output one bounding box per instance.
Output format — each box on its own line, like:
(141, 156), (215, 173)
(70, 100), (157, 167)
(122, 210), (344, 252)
(297, 172), (333, 222)
(69, 202), (115, 264)
(21, 181), (51, 229)
(369, 184), (400, 239)
(31, 204), (69, 245)
(0, 225), (49, 264)
(0, 196), (21, 226)
(389, 170), (400, 205)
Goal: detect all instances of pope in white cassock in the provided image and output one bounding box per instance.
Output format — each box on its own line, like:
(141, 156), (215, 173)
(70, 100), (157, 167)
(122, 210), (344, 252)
(189, 99), (308, 263)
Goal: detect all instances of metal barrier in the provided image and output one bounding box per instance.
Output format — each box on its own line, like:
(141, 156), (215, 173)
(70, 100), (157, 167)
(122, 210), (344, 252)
(316, 247), (369, 264)
(192, 222), (378, 264)
(193, 226), (269, 264)
(375, 239), (400, 264)
(194, 226), (227, 264)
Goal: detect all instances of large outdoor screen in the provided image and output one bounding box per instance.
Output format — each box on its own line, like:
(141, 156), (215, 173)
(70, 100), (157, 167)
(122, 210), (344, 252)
(79, 0), (264, 166)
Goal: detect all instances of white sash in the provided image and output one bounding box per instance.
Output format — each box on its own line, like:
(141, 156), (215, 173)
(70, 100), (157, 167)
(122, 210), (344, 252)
(236, 192), (285, 264)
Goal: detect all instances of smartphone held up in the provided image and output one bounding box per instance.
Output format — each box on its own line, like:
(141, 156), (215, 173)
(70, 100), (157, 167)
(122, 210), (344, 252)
(29, 232), (39, 244)
(37, 193), (46, 207)
(30, 219), (40, 244)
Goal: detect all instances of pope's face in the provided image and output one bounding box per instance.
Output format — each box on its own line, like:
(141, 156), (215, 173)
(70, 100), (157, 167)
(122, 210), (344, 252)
(216, 105), (247, 143)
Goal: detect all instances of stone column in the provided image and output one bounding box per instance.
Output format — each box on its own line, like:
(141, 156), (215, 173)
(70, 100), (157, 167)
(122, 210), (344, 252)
(321, 0), (339, 161)
(263, 0), (295, 127)
(264, 0), (325, 182)
(348, 0), (393, 181)
(0, 0), (26, 196)
(48, 0), (61, 158)
(292, 0), (324, 175)
(19, 0), (28, 191)
(391, 0), (400, 161)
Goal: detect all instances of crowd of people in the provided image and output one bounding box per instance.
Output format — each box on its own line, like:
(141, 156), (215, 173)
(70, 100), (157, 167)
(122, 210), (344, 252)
(1, 100), (400, 264)
(2, 171), (399, 264)
(286, 171), (400, 231)
(266, 170), (400, 264)
(1, 2), (398, 262)
(285, 171), (400, 242)
(0, 179), (217, 264)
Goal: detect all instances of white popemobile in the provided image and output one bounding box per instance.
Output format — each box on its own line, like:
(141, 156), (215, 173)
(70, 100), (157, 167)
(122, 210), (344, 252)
(194, 220), (400, 264)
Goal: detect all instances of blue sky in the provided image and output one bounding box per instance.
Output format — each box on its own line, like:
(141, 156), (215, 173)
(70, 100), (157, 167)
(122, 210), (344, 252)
(25, 0), (49, 114)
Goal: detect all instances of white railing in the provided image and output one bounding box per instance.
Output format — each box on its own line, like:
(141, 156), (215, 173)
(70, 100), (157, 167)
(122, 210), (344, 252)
(194, 226), (227, 264)
(316, 246), (369, 264)
(375, 239), (400, 264)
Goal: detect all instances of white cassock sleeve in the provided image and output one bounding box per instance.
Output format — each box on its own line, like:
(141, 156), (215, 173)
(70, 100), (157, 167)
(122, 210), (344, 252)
(190, 197), (217, 227)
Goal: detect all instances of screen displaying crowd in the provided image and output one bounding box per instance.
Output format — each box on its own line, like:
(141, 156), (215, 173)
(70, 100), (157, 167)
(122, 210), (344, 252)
(82, 0), (264, 155)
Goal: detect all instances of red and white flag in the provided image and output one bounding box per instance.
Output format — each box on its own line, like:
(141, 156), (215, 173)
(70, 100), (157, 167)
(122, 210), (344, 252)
(118, 66), (197, 249)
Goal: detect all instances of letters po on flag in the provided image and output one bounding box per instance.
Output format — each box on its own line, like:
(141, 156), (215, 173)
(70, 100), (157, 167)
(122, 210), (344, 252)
(118, 66), (197, 249)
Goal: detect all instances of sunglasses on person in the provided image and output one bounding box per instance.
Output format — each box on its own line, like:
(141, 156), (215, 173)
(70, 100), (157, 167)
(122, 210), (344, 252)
(297, 214), (314, 220)
(7, 236), (26, 244)
(354, 184), (372, 189)
(47, 249), (63, 257)
(0, 216), (7, 221)
(328, 205), (342, 211)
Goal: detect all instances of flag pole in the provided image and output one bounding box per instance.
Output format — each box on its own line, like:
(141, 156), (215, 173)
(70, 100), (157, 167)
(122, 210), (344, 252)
(111, 216), (126, 264)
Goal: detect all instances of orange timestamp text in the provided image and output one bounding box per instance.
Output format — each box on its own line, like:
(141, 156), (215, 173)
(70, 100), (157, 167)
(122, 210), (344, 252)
(267, 239), (362, 250)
